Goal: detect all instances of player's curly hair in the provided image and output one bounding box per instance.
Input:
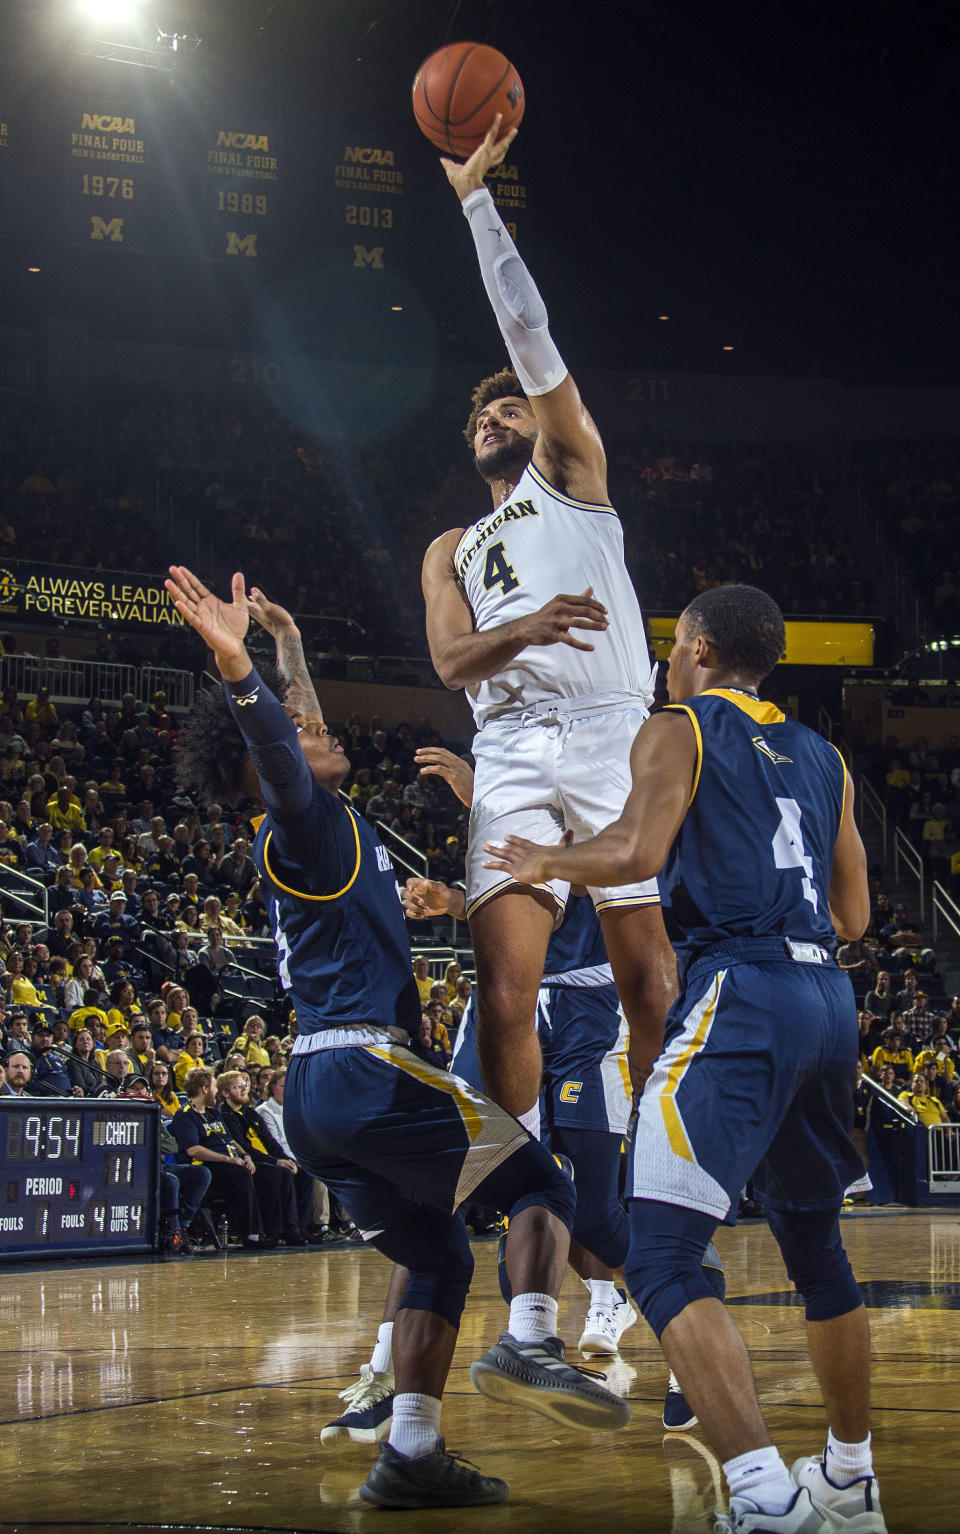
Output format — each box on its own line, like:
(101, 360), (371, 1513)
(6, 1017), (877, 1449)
(463, 366), (525, 444)
(683, 585), (786, 684)
(175, 661), (289, 808)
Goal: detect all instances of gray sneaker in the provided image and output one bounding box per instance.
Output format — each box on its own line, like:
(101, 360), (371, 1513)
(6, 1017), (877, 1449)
(470, 1331), (632, 1431)
(358, 1438), (509, 1508)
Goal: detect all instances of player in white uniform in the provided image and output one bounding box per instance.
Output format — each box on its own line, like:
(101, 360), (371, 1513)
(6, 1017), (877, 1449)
(422, 119), (677, 1128)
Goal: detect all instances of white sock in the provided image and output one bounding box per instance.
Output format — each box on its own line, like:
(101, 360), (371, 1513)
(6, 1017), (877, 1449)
(368, 1321), (394, 1377)
(723, 1446), (795, 1515)
(582, 1277), (616, 1309)
(509, 1291), (558, 1343)
(826, 1427), (873, 1486)
(388, 1392), (441, 1459)
(517, 1102), (541, 1139)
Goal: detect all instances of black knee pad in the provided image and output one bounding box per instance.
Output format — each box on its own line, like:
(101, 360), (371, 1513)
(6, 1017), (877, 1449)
(624, 1200), (719, 1340)
(475, 1137), (577, 1232)
(373, 1206), (474, 1329)
(552, 1126), (627, 1269)
(766, 1206), (861, 1322)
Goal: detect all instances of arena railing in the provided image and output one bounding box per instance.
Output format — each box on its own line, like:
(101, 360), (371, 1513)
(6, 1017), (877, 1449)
(0, 865), (49, 926)
(0, 657), (195, 714)
(410, 946), (475, 985)
(893, 825), (925, 922)
(817, 704), (851, 767)
(931, 882), (960, 949)
(139, 666), (195, 712)
(928, 1124), (960, 1192)
(374, 821), (428, 880)
(857, 776), (887, 864)
(2, 655), (136, 707)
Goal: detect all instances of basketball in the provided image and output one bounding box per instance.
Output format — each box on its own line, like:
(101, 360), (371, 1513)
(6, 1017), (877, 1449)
(412, 41), (525, 157)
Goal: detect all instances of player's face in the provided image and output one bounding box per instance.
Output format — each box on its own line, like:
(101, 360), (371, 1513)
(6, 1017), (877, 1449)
(294, 716), (350, 793)
(666, 615), (701, 703)
(473, 397), (537, 481)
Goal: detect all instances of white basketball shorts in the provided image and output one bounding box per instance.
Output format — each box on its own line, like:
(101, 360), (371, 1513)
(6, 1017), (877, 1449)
(465, 695), (660, 921)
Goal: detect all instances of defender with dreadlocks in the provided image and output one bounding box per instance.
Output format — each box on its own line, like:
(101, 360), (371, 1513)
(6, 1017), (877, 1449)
(421, 119), (676, 1156)
(165, 565), (629, 1513)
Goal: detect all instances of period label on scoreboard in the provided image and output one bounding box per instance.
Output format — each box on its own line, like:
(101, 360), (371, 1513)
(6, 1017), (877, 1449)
(330, 134), (404, 271)
(66, 99), (148, 251)
(202, 117), (281, 261)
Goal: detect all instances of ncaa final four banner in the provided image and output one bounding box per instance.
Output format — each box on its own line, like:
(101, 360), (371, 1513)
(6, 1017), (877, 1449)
(485, 154), (526, 240)
(202, 116), (282, 261)
(65, 97), (148, 251)
(329, 131), (404, 271)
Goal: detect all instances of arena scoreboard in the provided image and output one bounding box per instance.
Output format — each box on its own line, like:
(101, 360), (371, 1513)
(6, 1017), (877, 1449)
(0, 1101), (160, 1261)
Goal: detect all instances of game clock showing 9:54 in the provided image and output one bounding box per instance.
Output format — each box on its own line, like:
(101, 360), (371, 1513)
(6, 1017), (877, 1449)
(0, 1101), (160, 1260)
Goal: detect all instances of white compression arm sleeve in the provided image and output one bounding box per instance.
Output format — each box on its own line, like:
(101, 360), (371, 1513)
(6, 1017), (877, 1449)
(461, 186), (568, 397)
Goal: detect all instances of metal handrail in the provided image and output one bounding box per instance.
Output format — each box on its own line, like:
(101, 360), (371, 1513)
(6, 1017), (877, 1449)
(932, 881), (960, 947)
(858, 775), (888, 864)
(0, 864), (49, 926)
(928, 1123), (960, 1187)
(0, 656), (195, 713)
(893, 826), (925, 922)
(374, 820), (429, 879)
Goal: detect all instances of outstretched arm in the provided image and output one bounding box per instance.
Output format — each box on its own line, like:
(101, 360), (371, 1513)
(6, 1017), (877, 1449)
(165, 566), (314, 824)
(247, 587), (324, 723)
(165, 566), (252, 682)
(442, 118), (607, 502)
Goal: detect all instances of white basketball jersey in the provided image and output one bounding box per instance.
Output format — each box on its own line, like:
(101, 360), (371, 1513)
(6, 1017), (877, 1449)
(454, 461), (654, 726)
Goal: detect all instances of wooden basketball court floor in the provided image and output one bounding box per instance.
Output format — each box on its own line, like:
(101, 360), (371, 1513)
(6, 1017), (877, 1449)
(1, 1210), (958, 1534)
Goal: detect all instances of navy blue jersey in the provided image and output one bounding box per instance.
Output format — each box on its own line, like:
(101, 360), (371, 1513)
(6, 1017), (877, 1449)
(225, 668), (420, 1037)
(659, 689), (846, 974)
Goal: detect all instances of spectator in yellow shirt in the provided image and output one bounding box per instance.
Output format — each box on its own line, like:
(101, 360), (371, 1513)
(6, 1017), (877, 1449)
(898, 1072), (948, 1127)
(412, 954), (433, 1007)
(236, 1015), (271, 1068)
(88, 827), (117, 871)
(174, 1031), (207, 1091)
(48, 788), (86, 835)
(871, 1027), (914, 1085)
(25, 688), (58, 730)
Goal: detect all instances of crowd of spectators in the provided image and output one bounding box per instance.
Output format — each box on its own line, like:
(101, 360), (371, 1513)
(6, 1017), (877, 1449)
(854, 438), (959, 637)
(839, 873), (960, 1132)
(0, 390), (884, 679)
(0, 674), (470, 1249)
(874, 735), (960, 893)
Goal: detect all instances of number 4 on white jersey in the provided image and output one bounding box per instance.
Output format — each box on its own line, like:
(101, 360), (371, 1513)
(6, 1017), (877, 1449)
(772, 797), (818, 912)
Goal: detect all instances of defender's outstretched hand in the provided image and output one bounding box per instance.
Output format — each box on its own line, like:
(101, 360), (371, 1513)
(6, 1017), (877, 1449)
(440, 114), (518, 202)
(165, 567), (250, 675)
(247, 586), (297, 639)
(415, 747), (475, 808)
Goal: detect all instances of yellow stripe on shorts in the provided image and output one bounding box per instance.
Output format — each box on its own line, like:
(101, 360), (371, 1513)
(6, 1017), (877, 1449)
(659, 973), (724, 1163)
(364, 1045), (484, 1146)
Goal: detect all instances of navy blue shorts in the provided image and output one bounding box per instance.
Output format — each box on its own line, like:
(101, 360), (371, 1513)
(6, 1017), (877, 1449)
(539, 983), (632, 1136)
(284, 1042), (530, 1237)
(627, 958), (861, 1223)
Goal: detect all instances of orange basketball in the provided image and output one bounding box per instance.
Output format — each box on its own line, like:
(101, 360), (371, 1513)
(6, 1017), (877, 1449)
(412, 41), (525, 157)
